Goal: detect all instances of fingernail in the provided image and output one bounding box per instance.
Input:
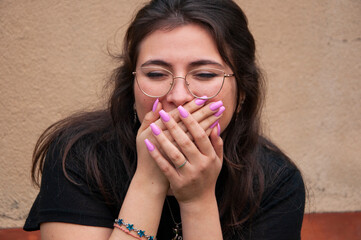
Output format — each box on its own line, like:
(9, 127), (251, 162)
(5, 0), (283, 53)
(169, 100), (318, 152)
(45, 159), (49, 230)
(210, 120), (219, 129)
(159, 110), (170, 122)
(178, 106), (189, 118)
(209, 100), (223, 111)
(217, 123), (221, 136)
(152, 98), (159, 112)
(214, 106), (225, 117)
(144, 139), (155, 151)
(195, 96), (207, 106)
(150, 123), (161, 135)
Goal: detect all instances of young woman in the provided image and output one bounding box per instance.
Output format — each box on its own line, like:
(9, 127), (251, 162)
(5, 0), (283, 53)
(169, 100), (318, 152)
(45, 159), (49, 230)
(24, 0), (305, 239)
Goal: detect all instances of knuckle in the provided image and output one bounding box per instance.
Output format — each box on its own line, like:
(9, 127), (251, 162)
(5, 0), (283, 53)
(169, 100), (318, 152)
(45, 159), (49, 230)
(178, 138), (192, 149)
(167, 122), (178, 132)
(177, 181), (187, 190)
(161, 163), (171, 173)
(198, 161), (208, 173)
(169, 151), (183, 162)
(209, 152), (217, 161)
(200, 107), (210, 117)
(143, 112), (153, 123)
(218, 139), (224, 147)
(187, 116), (199, 127)
(190, 174), (199, 184)
(194, 131), (208, 142)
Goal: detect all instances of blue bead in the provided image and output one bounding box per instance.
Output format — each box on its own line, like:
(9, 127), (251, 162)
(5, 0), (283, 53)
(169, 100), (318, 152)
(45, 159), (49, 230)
(149, 237), (154, 240)
(137, 230), (145, 237)
(117, 219), (124, 225)
(126, 224), (134, 231)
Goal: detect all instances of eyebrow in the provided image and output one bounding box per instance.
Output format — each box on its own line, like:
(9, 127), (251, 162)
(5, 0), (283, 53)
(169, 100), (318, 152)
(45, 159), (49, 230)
(140, 59), (224, 69)
(140, 60), (172, 68)
(188, 60), (223, 68)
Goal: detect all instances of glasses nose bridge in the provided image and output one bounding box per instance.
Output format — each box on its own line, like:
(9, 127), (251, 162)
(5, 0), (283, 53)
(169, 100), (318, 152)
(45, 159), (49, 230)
(171, 75), (189, 86)
(172, 75), (186, 80)
(168, 73), (191, 95)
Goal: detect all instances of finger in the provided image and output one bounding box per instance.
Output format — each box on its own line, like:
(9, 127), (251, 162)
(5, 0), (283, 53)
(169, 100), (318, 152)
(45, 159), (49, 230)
(191, 100), (224, 123)
(172, 96), (208, 122)
(179, 100), (225, 139)
(198, 105), (225, 134)
(177, 106), (212, 155)
(144, 139), (179, 181)
(152, 98), (223, 142)
(150, 121), (192, 169)
(158, 110), (200, 159)
(165, 100), (225, 140)
(153, 97), (207, 131)
(138, 98), (162, 133)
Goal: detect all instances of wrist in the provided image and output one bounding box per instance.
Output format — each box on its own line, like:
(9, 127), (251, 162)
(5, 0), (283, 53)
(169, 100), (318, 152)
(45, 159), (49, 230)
(115, 172), (167, 240)
(131, 172), (169, 197)
(179, 195), (223, 240)
(178, 193), (218, 214)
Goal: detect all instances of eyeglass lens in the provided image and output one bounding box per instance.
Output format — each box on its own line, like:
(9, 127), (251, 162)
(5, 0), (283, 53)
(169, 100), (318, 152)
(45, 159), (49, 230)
(136, 67), (225, 98)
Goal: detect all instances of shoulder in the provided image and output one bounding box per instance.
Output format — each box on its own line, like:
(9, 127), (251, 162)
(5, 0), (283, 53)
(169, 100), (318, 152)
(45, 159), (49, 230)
(44, 110), (126, 190)
(243, 140), (305, 239)
(256, 138), (305, 216)
(258, 139), (304, 192)
(39, 109), (125, 208)
(24, 111), (122, 231)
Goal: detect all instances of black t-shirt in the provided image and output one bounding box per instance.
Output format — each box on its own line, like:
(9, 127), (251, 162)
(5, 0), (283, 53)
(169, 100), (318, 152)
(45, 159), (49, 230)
(24, 139), (305, 240)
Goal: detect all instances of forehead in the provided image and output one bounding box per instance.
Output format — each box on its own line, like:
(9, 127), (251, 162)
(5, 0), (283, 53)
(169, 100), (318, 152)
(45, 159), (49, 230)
(136, 24), (225, 69)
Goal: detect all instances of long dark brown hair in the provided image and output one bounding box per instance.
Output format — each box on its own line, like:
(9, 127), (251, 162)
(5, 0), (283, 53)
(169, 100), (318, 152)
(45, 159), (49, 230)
(32, 0), (273, 237)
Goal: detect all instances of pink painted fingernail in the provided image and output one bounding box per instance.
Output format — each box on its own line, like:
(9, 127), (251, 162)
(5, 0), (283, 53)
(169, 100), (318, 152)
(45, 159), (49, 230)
(144, 139), (155, 151)
(150, 123), (161, 136)
(178, 106), (189, 118)
(152, 98), (159, 112)
(210, 120), (219, 129)
(159, 110), (170, 122)
(214, 106), (225, 117)
(195, 96), (207, 106)
(209, 100), (223, 111)
(217, 123), (221, 136)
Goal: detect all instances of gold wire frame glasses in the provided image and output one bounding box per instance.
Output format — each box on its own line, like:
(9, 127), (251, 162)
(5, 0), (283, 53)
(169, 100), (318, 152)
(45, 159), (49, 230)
(132, 67), (234, 100)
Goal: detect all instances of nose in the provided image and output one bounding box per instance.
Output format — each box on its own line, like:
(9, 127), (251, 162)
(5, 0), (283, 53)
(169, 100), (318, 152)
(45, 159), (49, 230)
(166, 76), (194, 106)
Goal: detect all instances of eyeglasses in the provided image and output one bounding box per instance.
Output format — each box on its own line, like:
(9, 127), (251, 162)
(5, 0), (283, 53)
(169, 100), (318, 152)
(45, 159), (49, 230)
(133, 67), (234, 99)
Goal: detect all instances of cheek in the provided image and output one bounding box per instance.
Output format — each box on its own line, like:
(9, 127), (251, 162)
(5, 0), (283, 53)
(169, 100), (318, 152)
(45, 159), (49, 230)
(218, 99), (236, 132)
(216, 81), (238, 131)
(134, 86), (153, 123)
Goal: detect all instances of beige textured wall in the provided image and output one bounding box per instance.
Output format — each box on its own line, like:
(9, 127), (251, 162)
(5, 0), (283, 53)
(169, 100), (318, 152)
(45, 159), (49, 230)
(0, 0), (360, 228)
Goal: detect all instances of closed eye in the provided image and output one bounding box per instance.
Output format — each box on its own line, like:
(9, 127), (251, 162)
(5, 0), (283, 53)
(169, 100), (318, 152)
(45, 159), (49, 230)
(146, 72), (168, 78)
(142, 68), (172, 81)
(190, 70), (222, 81)
(195, 72), (217, 78)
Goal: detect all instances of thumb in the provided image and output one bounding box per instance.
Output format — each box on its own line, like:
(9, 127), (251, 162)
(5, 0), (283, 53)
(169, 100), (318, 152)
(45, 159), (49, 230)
(210, 123), (223, 161)
(138, 99), (162, 132)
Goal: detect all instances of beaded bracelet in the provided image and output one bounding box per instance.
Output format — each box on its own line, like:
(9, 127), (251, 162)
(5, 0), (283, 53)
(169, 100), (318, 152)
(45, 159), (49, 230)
(114, 224), (142, 239)
(114, 219), (156, 240)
